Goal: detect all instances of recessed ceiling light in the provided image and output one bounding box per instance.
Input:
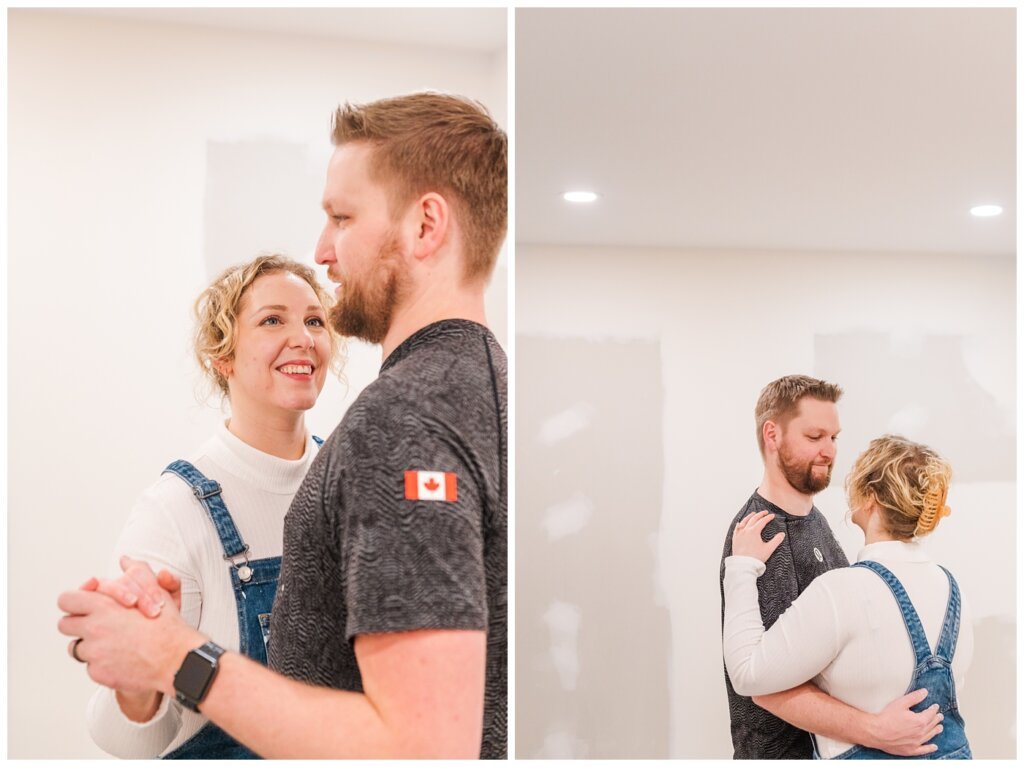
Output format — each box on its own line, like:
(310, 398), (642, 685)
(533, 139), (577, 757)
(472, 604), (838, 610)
(970, 204), (1003, 217)
(563, 191), (598, 203)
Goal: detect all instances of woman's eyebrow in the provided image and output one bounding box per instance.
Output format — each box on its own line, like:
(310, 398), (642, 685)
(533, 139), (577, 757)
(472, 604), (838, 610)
(251, 305), (325, 315)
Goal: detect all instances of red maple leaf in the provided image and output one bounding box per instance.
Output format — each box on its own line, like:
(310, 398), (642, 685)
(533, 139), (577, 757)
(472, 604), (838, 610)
(423, 478), (440, 491)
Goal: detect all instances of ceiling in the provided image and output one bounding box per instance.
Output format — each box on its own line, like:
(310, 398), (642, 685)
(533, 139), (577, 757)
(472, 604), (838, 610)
(516, 8), (1015, 255)
(60, 8), (506, 55)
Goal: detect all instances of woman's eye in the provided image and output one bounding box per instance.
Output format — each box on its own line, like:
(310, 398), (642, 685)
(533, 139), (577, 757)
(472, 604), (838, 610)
(260, 316), (281, 326)
(306, 317), (325, 327)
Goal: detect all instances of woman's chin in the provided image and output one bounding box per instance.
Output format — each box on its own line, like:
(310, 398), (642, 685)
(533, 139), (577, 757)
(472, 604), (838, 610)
(290, 397), (318, 413)
(267, 394), (318, 414)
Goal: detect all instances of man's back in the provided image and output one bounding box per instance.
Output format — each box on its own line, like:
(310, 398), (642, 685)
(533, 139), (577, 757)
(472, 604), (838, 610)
(719, 491), (848, 759)
(270, 319), (507, 758)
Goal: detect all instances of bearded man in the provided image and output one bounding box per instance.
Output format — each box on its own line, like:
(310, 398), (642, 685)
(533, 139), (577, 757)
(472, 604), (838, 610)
(59, 92), (507, 759)
(720, 375), (945, 760)
(720, 375), (846, 758)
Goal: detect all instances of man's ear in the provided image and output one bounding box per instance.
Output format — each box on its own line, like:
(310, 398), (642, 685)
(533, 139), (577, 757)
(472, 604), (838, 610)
(410, 192), (450, 261)
(763, 421), (779, 453)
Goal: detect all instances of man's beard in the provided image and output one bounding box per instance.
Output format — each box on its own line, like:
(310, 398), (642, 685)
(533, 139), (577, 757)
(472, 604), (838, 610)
(778, 441), (833, 495)
(329, 235), (405, 344)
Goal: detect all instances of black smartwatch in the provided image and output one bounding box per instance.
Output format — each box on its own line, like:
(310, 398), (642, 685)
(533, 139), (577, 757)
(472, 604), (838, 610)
(173, 641), (226, 712)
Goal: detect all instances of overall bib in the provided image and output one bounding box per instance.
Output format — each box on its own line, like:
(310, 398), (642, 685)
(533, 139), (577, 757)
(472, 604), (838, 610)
(825, 560), (970, 760)
(161, 437), (321, 759)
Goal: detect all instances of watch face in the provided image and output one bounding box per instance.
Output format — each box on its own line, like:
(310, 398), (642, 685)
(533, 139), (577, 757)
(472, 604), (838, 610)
(176, 651), (214, 699)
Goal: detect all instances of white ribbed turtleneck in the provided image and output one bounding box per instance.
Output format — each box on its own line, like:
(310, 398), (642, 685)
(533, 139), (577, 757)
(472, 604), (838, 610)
(86, 422), (320, 758)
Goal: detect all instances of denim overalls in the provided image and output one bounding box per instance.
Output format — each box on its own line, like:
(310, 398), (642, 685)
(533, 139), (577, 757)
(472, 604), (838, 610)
(161, 437), (321, 760)
(824, 560), (970, 760)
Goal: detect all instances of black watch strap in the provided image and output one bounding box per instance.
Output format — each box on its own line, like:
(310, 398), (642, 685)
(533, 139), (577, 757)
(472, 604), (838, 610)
(173, 640), (226, 712)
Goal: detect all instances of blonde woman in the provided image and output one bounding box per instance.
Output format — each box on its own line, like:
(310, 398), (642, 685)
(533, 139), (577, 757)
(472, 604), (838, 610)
(81, 255), (340, 759)
(724, 435), (972, 759)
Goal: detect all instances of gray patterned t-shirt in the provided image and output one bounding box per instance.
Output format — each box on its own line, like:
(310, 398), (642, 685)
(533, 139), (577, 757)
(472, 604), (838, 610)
(719, 491), (849, 760)
(269, 319), (507, 759)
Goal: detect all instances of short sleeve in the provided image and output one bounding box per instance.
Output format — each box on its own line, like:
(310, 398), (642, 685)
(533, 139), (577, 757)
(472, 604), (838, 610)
(341, 404), (487, 640)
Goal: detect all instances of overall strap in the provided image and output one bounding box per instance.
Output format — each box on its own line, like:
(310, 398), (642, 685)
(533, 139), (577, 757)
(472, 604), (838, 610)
(312, 435), (324, 447)
(162, 460), (249, 560)
(934, 566), (961, 663)
(852, 561), (932, 665)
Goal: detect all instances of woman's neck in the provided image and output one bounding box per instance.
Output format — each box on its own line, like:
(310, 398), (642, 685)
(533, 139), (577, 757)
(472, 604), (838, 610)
(861, 513), (899, 546)
(226, 406), (306, 460)
(862, 529), (898, 546)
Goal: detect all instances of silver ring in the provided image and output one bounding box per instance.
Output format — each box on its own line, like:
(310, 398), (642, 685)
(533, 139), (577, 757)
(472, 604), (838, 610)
(71, 638), (85, 663)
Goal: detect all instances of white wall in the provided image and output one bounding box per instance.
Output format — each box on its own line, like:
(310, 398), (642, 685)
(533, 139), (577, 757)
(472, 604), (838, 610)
(515, 244), (1015, 758)
(7, 10), (505, 758)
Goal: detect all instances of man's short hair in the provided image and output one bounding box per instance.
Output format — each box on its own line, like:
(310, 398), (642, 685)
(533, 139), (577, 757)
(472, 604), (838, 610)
(755, 375), (844, 455)
(331, 92), (507, 283)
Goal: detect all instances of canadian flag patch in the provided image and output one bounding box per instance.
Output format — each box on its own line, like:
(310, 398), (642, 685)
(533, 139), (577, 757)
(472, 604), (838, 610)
(404, 470), (458, 502)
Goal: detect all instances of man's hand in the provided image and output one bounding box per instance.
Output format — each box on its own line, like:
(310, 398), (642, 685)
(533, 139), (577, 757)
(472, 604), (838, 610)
(864, 688), (944, 756)
(752, 682), (944, 757)
(81, 556), (183, 617)
(57, 582), (203, 697)
(732, 510), (785, 563)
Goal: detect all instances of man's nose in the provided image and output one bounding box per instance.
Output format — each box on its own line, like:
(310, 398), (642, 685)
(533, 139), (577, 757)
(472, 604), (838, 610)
(821, 440), (837, 461)
(314, 226), (334, 265)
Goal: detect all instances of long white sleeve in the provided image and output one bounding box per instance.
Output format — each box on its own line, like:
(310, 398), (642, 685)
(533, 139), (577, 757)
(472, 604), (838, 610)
(84, 424), (318, 758)
(723, 540), (974, 759)
(84, 482), (203, 758)
(87, 687), (183, 759)
(723, 555), (843, 697)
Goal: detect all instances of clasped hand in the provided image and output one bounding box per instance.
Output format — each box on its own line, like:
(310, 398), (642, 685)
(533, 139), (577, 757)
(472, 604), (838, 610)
(57, 557), (202, 696)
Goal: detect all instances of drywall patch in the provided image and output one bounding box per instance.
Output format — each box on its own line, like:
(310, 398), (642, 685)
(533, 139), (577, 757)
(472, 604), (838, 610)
(203, 139), (325, 279)
(815, 332), (1014, 482)
(516, 335), (670, 759)
(956, 615), (1015, 758)
(543, 493), (594, 541)
(539, 402), (596, 445)
(544, 601), (582, 690)
(538, 728), (590, 759)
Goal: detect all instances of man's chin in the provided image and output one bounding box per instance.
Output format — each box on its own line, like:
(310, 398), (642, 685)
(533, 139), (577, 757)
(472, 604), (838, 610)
(329, 306), (389, 345)
(806, 471), (833, 494)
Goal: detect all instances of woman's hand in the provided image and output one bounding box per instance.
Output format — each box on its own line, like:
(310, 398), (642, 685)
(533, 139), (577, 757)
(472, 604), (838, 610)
(58, 580), (203, 698)
(80, 557), (183, 617)
(67, 560), (185, 723)
(732, 510), (785, 563)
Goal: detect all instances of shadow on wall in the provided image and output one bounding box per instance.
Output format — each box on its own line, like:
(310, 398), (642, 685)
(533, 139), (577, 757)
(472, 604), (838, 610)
(516, 335), (670, 759)
(957, 616), (1015, 758)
